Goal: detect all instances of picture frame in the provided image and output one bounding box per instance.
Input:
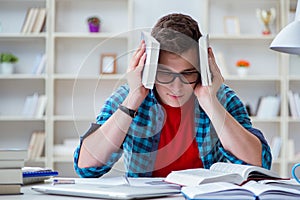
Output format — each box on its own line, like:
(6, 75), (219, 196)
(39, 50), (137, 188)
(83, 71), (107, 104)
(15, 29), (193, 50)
(100, 53), (117, 74)
(224, 16), (240, 35)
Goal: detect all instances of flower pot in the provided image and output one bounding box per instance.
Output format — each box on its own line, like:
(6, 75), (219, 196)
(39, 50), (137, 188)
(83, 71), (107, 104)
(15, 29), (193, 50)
(88, 23), (100, 33)
(1, 62), (14, 74)
(236, 67), (248, 77)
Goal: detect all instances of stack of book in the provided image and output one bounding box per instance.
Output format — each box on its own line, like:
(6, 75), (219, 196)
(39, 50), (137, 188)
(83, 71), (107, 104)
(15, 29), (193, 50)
(21, 7), (47, 33)
(0, 149), (27, 195)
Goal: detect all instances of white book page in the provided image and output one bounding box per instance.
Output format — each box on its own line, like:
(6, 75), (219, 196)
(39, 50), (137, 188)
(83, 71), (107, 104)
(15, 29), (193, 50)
(210, 162), (280, 180)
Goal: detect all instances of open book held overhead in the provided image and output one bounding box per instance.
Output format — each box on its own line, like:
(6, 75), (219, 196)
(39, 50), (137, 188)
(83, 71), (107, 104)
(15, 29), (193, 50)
(164, 162), (282, 186)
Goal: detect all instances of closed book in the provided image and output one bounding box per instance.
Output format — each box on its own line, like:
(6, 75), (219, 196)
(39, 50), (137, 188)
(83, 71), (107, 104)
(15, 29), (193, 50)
(141, 31), (160, 89)
(0, 168), (23, 184)
(21, 8), (34, 33)
(32, 8), (47, 33)
(199, 34), (212, 86)
(0, 184), (21, 195)
(26, 8), (39, 33)
(0, 160), (24, 169)
(0, 149), (27, 161)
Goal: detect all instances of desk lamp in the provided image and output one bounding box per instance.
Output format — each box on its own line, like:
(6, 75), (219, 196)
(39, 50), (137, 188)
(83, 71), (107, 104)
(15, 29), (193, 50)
(270, 0), (300, 55)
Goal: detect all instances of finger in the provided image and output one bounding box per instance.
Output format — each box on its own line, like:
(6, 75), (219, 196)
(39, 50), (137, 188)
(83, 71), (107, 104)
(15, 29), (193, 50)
(129, 42), (146, 70)
(135, 52), (147, 72)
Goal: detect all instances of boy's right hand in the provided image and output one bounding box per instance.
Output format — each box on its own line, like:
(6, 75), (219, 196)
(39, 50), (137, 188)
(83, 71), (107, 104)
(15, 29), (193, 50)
(125, 40), (149, 110)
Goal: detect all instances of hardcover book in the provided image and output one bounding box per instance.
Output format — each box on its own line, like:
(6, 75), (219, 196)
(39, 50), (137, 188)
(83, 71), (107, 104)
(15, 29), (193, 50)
(199, 34), (212, 86)
(140, 31), (160, 89)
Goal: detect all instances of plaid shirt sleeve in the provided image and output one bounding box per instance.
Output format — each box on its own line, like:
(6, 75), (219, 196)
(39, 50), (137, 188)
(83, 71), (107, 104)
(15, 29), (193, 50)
(214, 84), (272, 169)
(73, 85), (129, 178)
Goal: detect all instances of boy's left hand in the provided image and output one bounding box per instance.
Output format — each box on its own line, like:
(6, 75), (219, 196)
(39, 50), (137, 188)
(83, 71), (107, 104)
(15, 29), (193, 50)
(194, 47), (224, 107)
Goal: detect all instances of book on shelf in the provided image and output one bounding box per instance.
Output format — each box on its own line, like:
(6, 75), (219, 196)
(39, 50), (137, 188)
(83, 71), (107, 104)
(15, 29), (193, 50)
(199, 34), (212, 86)
(164, 162), (281, 187)
(32, 8), (47, 33)
(35, 95), (47, 117)
(22, 93), (47, 117)
(31, 53), (47, 75)
(22, 92), (39, 117)
(288, 90), (300, 118)
(255, 95), (280, 119)
(181, 180), (300, 200)
(21, 8), (34, 33)
(21, 7), (46, 33)
(140, 31), (160, 89)
(25, 8), (39, 33)
(270, 136), (282, 160)
(27, 131), (45, 160)
(0, 184), (21, 195)
(0, 149), (27, 160)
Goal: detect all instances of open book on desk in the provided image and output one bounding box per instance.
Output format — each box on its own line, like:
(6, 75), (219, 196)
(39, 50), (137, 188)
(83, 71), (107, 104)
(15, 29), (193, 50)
(181, 181), (300, 200)
(140, 31), (160, 89)
(164, 162), (281, 186)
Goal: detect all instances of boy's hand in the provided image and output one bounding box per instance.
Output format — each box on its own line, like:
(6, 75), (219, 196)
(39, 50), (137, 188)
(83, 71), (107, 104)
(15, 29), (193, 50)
(194, 47), (224, 108)
(125, 40), (149, 109)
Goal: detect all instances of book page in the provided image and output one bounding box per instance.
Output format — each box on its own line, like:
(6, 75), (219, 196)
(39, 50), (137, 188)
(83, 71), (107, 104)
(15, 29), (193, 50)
(210, 162), (280, 181)
(165, 168), (243, 186)
(181, 182), (253, 199)
(243, 181), (300, 197)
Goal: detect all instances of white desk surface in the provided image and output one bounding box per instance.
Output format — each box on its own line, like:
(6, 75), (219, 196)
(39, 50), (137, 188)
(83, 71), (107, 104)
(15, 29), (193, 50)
(0, 183), (185, 200)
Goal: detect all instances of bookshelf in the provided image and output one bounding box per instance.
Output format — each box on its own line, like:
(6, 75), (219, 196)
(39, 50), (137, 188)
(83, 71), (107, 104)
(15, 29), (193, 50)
(0, 0), (298, 177)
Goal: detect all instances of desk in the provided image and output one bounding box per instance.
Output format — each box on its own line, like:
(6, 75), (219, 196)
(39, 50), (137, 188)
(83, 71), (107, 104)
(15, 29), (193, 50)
(0, 183), (184, 200)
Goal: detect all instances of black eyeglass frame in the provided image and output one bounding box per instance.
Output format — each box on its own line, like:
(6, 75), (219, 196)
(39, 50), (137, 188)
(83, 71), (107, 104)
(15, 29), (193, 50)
(155, 70), (201, 84)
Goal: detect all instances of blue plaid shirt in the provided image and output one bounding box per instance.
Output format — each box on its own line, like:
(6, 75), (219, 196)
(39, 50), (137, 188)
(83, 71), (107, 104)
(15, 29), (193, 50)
(74, 84), (272, 178)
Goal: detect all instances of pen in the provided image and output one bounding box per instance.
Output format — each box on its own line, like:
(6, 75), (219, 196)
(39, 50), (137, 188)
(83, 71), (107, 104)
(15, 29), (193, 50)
(53, 179), (75, 185)
(123, 175), (130, 186)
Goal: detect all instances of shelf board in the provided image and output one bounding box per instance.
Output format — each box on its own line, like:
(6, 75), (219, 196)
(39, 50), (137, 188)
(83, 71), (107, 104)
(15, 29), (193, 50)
(53, 74), (125, 80)
(210, 34), (275, 40)
(250, 117), (281, 122)
(0, 116), (46, 121)
(53, 32), (128, 39)
(288, 117), (300, 122)
(224, 75), (281, 81)
(0, 33), (47, 39)
(53, 115), (94, 121)
(288, 75), (300, 81)
(0, 74), (46, 80)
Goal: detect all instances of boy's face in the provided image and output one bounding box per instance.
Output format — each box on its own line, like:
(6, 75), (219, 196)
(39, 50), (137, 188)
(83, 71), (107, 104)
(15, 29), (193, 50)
(155, 49), (199, 107)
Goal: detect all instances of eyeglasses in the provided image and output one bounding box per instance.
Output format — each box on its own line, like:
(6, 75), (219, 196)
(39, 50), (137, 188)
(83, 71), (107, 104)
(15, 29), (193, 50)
(156, 70), (200, 84)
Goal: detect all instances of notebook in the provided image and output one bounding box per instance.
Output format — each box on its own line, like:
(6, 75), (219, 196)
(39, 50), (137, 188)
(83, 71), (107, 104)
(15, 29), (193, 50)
(31, 183), (180, 199)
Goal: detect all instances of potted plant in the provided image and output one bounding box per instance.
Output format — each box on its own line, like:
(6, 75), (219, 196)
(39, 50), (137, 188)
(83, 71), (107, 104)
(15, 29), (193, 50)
(236, 59), (250, 76)
(87, 16), (101, 33)
(0, 52), (18, 74)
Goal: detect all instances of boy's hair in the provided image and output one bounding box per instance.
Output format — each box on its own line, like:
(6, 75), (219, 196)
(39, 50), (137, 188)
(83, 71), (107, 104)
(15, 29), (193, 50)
(151, 13), (202, 55)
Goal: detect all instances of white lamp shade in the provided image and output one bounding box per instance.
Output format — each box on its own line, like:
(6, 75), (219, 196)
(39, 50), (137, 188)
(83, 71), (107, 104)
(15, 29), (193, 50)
(270, 0), (300, 55)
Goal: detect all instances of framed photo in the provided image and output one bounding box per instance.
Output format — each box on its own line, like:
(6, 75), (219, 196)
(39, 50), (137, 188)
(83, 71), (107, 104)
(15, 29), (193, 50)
(100, 53), (117, 74)
(224, 16), (240, 35)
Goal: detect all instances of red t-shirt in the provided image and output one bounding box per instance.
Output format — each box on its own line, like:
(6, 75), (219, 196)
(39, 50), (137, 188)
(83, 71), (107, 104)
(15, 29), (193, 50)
(152, 97), (203, 177)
